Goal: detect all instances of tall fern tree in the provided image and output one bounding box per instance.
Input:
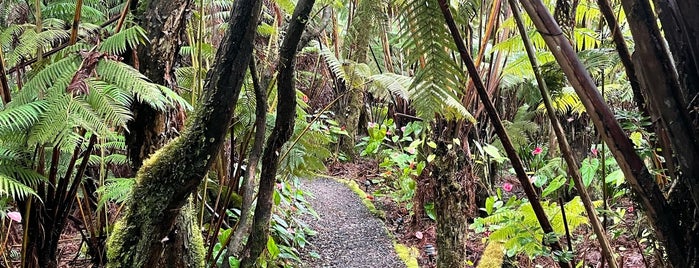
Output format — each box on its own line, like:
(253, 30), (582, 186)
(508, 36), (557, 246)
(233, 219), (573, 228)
(397, 0), (477, 267)
(0, 6), (186, 264)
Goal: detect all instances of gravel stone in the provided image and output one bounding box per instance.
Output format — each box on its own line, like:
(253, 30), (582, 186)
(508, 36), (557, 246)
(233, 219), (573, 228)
(299, 178), (405, 268)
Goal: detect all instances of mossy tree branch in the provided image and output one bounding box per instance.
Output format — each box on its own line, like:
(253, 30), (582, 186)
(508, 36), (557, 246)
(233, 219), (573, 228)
(106, 1), (263, 267)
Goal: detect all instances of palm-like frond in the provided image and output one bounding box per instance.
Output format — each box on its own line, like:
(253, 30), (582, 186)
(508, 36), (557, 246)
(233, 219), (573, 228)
(99, 25), (149, 55)
(399, 0), (473, 122)
(96, 177), (135, 209)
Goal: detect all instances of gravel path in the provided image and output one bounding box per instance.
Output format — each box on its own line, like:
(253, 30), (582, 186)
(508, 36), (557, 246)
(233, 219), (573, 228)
(299, 178), (405, 268)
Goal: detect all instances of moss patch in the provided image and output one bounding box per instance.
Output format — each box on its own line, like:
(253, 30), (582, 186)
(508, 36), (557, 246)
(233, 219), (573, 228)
(337, 178), (384, 218)
(477, 241), (505, 268)
(394, 243), (420, 268)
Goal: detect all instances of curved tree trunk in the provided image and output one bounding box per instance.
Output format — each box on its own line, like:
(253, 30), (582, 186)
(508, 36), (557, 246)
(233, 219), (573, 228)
(239, 1), (315, 266)
(221, 59), (267, 266)
(106, 1), (263, 267)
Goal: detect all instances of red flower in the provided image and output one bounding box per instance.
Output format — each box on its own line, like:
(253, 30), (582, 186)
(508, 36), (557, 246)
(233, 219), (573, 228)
(302, 95), (309, 103)
(628, 206), (634, 213)
(503, 183), (514, 192)
(532, 147), (543, 155)
(366, 195), (374, 200)
(591, 148), (599, 157)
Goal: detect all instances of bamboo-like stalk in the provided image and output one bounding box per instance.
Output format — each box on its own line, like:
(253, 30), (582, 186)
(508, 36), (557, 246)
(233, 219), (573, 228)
(436, 1), (572, 267)
(69, 0), (84, 44)
(508, 1), (618, 267)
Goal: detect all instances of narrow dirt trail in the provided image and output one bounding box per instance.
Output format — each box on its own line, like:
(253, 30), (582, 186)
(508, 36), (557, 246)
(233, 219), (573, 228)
(299, 178), (405, 268)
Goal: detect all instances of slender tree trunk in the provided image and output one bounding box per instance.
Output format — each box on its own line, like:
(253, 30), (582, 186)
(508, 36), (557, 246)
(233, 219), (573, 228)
(239, 1), (315, 266)
(106, 1), (262, 267)
(508, 1), (618, 267)
(517, 0), (690, 267)
(222, 59), (267, 266)
(437, 1), (572, 267)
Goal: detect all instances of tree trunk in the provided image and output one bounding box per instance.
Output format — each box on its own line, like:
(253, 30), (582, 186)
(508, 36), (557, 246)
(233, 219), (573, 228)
(619, 0), (699, 211)
(337, 0), (383, 157)
(222, 59), (267, 266)
(123, 1), (201, 266)
(432, 138), (473, 267)
(239, 1), (315, 266)
(126, 0), (191, 171)
(106, 1), (263, 267)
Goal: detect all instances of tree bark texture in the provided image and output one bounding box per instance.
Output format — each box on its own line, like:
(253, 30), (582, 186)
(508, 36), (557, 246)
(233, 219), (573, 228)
(518, 0), (689, 267)
(126, 0), (191, 171)
(438, 2), (571, 267)
(239, 0), (315, 266)
(432, 140), (473, 267)
(106, 1), (263, 267)
(620, 0), (699, 211)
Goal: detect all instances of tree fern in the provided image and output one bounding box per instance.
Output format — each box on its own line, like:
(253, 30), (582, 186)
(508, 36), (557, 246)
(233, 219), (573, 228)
(398, 0), (473, 122)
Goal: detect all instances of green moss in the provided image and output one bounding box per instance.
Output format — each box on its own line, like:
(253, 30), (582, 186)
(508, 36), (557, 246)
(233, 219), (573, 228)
(337, 178), (384, 218)
(477, 242), (505, 268)
(394, 243), (420, 268)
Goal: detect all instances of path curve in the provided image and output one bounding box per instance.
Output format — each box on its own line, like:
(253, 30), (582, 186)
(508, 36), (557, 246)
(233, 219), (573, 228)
(299, 178), (405, 268)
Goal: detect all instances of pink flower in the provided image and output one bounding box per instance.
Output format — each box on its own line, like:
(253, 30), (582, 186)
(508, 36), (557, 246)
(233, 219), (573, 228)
(407, 147), (416, 154)
(591, 148), (599, 157)
(7, 212), (21, 223)
(484, 231), (491, 237)
(400, 126), (406, 132)
(628, 206), (634, 213)
(302, 95), (309, 103)
(531, 147), (543, 155)
(368, 122), (377, 128)
(502, 183), (513, 192)
(386, 130), (392, 135)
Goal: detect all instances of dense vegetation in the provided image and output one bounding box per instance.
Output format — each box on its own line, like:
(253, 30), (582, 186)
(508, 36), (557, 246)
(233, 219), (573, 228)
(0, 0), (697, 267)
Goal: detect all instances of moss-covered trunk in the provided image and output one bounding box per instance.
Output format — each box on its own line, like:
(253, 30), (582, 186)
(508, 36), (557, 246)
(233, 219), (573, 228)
(106, 1), (263, 267)
(432, 139), (473, 267)
(336, 0), (384, 157)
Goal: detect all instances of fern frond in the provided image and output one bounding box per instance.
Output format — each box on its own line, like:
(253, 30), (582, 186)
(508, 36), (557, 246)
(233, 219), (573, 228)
(399, 0), (473, 122)
(99, 25), (149, 55)
(96, 59), (168, 110)
(0, 101), (48, 133)
(84, 80), (133, 128)
(96, 177), (134, 209)
(17, 55), (80, 105)
(0, 174), (38, 200)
